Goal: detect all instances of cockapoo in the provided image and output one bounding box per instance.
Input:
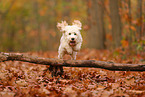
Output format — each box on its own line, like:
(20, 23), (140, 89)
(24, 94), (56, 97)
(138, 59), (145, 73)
(57, 20), (83, 60)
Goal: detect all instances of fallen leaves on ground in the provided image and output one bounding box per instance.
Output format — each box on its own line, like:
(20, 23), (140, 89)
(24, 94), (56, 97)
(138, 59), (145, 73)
(0, 49), (145, 97)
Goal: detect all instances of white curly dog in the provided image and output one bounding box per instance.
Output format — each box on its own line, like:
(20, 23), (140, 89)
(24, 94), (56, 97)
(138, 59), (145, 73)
(57, 20), (83, 60)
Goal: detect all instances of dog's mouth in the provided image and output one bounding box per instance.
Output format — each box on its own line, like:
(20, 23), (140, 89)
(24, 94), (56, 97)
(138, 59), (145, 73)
(69, 41), (76, 46)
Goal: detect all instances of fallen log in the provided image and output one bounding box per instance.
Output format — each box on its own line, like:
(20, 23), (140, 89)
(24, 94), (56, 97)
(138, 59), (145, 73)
(0, 52), (145, 71)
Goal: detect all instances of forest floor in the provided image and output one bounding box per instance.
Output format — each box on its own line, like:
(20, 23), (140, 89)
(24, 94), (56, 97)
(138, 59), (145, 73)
(0, 49), (145, 97)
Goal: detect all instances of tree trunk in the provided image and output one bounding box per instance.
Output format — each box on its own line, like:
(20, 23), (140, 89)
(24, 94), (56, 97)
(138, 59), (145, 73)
(127, 0), (133, 48)
(33, 1), (42, 51)
(48, 0), (59, 51)
(8, 26), (15, 52)
(62, 0), (71, 22)
(96, 0), (106, 49)
(109, 0), (122, 48)
(87, 0), (105, 49)
(0, 0), (15, 50)
(144, 1), (145, 36)
(21, 19), (28, 52)
(136, 0), (142, 39)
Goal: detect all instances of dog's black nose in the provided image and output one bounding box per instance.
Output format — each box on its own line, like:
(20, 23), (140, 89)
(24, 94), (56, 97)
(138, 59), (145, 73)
(71, 38), (74, 40)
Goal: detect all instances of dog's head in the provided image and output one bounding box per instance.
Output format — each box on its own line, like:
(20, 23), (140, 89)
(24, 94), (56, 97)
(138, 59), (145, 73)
(57, 20), (82, 46)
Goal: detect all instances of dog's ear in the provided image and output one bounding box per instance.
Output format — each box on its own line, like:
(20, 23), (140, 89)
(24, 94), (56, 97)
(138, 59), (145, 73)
(72, 20), (82, 30)
(57, 21), (68, 32)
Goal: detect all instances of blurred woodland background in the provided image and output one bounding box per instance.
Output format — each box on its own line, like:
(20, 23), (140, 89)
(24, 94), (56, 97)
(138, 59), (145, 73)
(0, 0), (144, 52)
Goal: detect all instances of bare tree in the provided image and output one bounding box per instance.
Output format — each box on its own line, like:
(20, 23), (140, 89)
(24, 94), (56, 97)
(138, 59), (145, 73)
(33, 1), (42, 51)
(0, 0), (15, 47)
(62, 0), (71, 22)
(127, 0), (133, 48)
(96, 0), (106, 49)
(109, 0), (122, 48)
(48, 0), (59, 51)
(144, 0), (145, 36)
(136, 0), (143, 39)
(87, 0), (106, 49)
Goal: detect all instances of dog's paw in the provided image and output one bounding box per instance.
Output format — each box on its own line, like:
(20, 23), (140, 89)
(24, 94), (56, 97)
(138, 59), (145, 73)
(68, 51), (73, 55)
(66, 48), (73, 55)
(73, 47), (81, 52)
(73, 48), (80, 52)
(66, 49), (73, 55)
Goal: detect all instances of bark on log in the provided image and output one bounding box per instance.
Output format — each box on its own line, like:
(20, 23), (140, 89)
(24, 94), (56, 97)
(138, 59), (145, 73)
(0, 52), (145, 71)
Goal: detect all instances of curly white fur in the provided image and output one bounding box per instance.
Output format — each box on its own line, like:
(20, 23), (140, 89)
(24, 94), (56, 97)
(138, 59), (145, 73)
(57, 20), (83, 60)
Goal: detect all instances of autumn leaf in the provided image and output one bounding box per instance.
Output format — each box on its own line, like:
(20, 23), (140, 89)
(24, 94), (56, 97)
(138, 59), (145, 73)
(121, 40), (129, 48)
(130, 26), (136, 31)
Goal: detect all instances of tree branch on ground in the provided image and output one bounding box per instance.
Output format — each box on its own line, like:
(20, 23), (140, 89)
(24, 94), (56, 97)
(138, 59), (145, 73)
(0, 52), (145, 71)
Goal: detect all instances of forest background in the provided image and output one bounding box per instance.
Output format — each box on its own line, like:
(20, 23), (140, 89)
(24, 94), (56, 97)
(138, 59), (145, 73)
(0, 0), (144, 53)
(0, 0), (145, 96)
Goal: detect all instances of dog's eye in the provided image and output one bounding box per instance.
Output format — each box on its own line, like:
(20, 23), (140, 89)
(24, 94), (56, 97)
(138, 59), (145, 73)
(69, 33), (71, 35)
(74, 33), (77, 35)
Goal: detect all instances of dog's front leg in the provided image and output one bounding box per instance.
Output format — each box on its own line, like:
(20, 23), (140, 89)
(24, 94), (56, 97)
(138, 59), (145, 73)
(65, 46), (73, 55)
(58, 51), (64, 59)
(74, 43), (82, 52)
(57, 49), (65, 77)
(71, 51), (77, 60)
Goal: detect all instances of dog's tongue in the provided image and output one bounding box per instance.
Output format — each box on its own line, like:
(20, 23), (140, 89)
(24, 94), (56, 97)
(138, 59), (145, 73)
(69, 41), (76, 46)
